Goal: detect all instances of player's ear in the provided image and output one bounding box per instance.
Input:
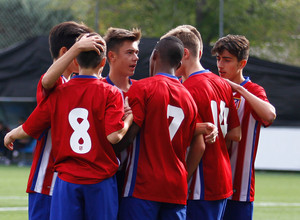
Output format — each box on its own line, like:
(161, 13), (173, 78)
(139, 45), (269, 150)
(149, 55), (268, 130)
(59, 47), (68, 57)
(176, 61), (182, 70)
(239, 59), (247, 69)
(100, 57), (106, 68)
(73, 58), (79, 67)
(108, 51), (116, 63)
(183, 48), (190, 59)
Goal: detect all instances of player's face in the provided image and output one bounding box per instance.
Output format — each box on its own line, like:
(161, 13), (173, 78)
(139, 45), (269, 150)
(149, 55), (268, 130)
(216, 50), (243, 82)
(114, 40), (139, 77)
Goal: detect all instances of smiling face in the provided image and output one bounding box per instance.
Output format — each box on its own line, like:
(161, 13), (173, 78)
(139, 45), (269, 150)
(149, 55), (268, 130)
(113, 40), (139, 77)
(216, 49), (246, 83)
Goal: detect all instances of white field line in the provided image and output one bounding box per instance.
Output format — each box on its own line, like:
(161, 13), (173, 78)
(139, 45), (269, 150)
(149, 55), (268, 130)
(0, 207), (27, 212)
(0, 196), (27, 200)
(255, 202), (300, 207)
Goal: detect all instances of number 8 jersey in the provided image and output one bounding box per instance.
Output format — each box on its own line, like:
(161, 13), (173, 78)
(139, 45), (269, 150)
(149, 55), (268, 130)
(23, 75), (124, 185)
(123, 73), (199, 205)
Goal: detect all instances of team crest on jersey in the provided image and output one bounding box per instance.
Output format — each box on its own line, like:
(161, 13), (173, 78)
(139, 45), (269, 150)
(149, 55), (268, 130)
(234, 97), (241, 110)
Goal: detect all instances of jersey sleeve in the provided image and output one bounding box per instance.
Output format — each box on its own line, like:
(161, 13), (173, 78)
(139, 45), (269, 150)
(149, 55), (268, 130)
(104, 87), (125, 136)
(22, 98), (51, 139)
(36, 74), (62, 104)
(127, 83), (146, 128)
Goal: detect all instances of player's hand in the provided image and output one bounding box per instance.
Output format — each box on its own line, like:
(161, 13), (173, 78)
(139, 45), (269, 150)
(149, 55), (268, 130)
(123, 97), (132, 121)
(76, 33), (105, 55)
(203, 123), (218, 144)
(224, 79), (240, 92)
(4, 132), (15, 151)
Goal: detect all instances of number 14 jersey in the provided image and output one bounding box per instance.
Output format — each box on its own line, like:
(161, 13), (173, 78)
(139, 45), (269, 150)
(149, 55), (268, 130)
(184, 70), (240, 201)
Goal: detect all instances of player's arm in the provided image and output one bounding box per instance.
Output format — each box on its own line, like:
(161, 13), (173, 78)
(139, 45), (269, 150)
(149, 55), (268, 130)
(107, 113), (133, 144)
(225, 126), (241, 142)
(4, 125), (30, 151)
(226, 79), (276, 124)
(42, 34), (104, 90)
(186, 133), (205, 181)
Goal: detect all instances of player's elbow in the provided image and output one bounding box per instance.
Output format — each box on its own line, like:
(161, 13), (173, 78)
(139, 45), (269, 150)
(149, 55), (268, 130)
(226, 126), (241, 142)
(41, 77), (53, 90)
(265, 111), (277, 124)
(107, 132), (123, 145)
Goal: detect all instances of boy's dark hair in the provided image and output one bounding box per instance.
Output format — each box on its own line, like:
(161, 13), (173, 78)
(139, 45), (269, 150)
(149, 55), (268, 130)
(161, 25), (202, 58)
(155, 36), (184, 68)
(211, 34), (250, 61)
(76, 33), (107, 69)
(103, 27), (141, 62)
(49, 21), (93, 59)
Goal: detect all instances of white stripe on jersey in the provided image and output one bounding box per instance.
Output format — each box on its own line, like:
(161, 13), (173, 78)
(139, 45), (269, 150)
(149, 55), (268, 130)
(123, 138), (137, 197)
(34, 129), (52, 193)
(240, 114), (256, 201)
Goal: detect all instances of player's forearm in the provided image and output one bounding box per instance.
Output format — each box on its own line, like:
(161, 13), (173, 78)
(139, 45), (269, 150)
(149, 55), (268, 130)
(225, 126), (241, 142)
(236, 86), (276, 123)
(107, 113), (133, 145)
(4, 125), (30, 151)
(186, 134), (205, 181)
(42, 44), (81, 90)
(194, 122), (218, 143)
(112, 122), (140, 154)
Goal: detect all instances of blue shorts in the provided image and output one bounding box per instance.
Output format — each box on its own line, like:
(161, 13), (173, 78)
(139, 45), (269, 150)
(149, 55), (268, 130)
(28, 192), (52, 220)
(119, 197), (186, 220)
(223, 200), (253, 220)
(50, 176), (118, 220)
(187, 199), (227, 220)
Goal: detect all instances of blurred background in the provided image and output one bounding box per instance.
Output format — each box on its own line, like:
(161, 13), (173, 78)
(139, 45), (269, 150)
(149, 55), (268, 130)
(0, 1), (299, 219)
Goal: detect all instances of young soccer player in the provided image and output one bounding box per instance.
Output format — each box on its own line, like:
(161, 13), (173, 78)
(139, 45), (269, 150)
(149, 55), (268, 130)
(103, 27), (141, 200)
(113, 36), (208, 220)
(26, 21), (96, 220)
(4, 33), (133, 220)
(211, 34), (276, 220)
(161, 25), (241, 220)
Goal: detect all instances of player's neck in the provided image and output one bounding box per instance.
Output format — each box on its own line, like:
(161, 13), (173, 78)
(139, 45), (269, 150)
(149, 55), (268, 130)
(184, 59), (205, 81)
(78, 68), (101, 78)
(108, 71), (131, 92)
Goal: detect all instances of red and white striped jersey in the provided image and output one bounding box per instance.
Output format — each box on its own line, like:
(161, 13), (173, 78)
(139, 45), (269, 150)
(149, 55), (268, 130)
(228, 77), (272, 202)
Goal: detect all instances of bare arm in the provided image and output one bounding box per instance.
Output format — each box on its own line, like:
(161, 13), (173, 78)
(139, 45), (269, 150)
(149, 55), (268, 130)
(42, 34), (104, 89)
(226, 79), (276, 124)
(4, 125), (30, 151)
(107, 113), (133, 145)
(225, 126), (241, 142)
(186, 134), (205, 181)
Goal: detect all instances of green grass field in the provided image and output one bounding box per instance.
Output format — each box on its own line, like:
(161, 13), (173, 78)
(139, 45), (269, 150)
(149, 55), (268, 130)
(0, 165), (299, 220)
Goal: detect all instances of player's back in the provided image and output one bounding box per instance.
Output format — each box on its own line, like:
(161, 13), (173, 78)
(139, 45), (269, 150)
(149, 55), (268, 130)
(43, 75), (123, 184)
(184, 71), (240, 201)
(124, 73), (198, 204)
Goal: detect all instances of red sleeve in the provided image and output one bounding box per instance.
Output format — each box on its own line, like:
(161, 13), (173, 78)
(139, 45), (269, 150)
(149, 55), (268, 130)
(127, 83), (146, 128)
(104, 87), (125, 136)
(228, 94), (240, 130)
(22, 98), (51, 139)
(36, 74), (62, 104)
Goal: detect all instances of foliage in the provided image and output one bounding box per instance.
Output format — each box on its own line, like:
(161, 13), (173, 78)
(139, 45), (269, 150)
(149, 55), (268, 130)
(0, 0), (74, 48)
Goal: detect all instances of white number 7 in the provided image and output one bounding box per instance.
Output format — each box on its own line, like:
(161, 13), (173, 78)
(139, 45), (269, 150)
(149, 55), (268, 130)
(167, 105), (184, 140)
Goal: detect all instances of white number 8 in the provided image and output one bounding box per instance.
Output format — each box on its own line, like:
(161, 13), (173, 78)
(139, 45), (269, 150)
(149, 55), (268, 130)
(68, 108), (91, 154)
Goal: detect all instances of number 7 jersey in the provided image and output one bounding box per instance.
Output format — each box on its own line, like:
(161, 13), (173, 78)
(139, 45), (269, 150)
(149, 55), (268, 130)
(123, 73), (199, 205)
(183, 70), (240, 201)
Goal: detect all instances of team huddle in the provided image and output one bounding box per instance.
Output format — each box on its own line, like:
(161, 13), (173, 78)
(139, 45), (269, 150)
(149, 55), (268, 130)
(4, 21), (276, 220)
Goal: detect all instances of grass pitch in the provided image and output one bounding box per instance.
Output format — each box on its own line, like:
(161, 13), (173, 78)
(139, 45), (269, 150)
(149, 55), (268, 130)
(0, 165), (299, 219)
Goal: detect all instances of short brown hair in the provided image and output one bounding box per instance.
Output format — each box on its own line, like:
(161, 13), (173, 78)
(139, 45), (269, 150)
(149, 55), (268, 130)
(161, 25), (202, 58)
(76, 33), (106, 69)
(103, 27), (141, 61)
(49, 21), (93, 59)
(212, 34), (250, 61)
